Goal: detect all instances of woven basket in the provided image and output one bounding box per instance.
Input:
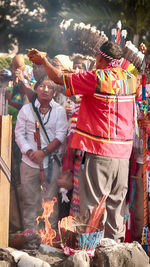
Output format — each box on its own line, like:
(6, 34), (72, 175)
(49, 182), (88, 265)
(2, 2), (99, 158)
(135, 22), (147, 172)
(58, 216), (103, 250)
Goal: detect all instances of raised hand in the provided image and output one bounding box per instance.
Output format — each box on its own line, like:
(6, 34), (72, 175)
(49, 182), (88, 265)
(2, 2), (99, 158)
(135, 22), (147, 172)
(28, 49), (47, 65)
(15, 68), (24, 82)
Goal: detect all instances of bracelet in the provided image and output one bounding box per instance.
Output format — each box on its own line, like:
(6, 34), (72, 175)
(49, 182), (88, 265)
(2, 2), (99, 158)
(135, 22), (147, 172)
(42, 147), (49, 156)
(26, 149), (33, 157)
(21, 79), (28, 85)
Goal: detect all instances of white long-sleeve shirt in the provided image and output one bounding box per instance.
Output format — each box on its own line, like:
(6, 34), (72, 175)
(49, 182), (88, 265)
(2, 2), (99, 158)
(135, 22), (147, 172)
(15, 98), (68, 168)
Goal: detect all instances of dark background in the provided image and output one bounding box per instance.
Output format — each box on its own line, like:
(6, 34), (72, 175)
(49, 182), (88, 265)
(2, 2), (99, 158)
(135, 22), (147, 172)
(1, 0), (150, 57)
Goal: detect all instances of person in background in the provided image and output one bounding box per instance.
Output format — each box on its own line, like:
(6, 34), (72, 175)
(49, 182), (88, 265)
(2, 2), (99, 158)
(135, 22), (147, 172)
(133, 73), (143, 178)
(132, 72), (149, 178)
(5, 55), (36, 183)
(60, 54), (95, 217)
(0, 68), (12, 114)
(52, 54), (73, 106)
(5, 54), (36, 127)
(14, 61), (48, 103)
(125, 73), (143, 243)
(138, 116), (150, 136)
(0, 68), (12, 80)
(15, 75), (68, 249)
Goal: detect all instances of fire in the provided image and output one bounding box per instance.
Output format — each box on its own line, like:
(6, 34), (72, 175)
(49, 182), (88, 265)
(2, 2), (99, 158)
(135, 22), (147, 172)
(36, 197), (57, 246)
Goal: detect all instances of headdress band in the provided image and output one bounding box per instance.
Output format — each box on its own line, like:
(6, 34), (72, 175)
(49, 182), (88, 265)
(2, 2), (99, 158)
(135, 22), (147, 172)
(98, 49), (120, 67)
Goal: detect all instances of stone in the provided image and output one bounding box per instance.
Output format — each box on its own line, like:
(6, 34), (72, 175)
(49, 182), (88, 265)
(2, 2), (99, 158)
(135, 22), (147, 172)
(91, 240), (150, 267)
(99, 238), (118, 247)
(5, 248), (29, 263)
(58, 250), (90, 267)
(0, 248), (17, 266)
(39, 244), (64, 256)
(17, 255), (50, 267)
(0, 261), (12, 267)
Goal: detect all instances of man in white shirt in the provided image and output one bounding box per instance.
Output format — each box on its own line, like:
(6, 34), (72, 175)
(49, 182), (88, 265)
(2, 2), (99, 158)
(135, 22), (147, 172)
(15, 76), (68, 243)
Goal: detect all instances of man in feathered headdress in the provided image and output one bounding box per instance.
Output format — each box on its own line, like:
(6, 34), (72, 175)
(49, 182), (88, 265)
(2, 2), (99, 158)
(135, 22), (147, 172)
(28, 40), (136, 241)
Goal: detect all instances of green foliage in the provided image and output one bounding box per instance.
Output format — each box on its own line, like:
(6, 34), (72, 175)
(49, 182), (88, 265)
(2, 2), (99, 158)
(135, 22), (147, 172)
(0, 56), (32, 69)
(0, 57), (12, 69)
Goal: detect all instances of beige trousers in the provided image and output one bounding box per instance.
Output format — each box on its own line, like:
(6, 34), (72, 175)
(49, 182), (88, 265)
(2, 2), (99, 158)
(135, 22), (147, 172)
(20, 161), (61, 231)
(79, 153), (129, 240)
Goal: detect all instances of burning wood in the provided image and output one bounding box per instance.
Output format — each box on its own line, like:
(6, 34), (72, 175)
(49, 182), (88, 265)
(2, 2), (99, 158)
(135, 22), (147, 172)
(10, 197), (59, 251)
(36, 197), (57, 246)
(86, 195), (106, 233)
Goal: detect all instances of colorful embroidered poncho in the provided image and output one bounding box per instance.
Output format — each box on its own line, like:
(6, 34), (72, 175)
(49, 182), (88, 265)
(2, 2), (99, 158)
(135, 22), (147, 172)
(63, 68), (136, 159)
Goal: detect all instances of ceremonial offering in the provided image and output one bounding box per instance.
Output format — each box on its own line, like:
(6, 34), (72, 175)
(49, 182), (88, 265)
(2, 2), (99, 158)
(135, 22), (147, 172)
(27, 48), (47, 64)
(27, 48), (47, 57)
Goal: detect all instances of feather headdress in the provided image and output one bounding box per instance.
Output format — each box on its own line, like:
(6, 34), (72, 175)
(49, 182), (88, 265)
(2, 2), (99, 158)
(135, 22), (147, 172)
(111, 20), (127, 48)
(60, 19), (108, 57)
(95, 20), (139, 69)
(111, 21), (144, 72)
(122, 41), (144, 70)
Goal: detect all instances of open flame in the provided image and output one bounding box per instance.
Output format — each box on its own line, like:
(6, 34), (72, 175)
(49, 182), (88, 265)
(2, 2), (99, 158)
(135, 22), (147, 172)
(36, 197), (57, 246)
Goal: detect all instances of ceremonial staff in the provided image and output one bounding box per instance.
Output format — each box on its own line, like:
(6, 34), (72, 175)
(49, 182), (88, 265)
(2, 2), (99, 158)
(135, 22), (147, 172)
(34, 120), (45, 181)
(140, 43), (150, 251)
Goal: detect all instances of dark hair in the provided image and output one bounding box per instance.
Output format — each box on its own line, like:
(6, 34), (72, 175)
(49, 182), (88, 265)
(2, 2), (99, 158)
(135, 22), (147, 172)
(100, 41), (123, 60)
(34, 75), (55, 91)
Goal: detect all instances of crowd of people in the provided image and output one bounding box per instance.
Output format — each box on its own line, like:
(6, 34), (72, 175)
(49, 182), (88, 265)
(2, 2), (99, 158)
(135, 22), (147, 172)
(1, 35), (150, 251)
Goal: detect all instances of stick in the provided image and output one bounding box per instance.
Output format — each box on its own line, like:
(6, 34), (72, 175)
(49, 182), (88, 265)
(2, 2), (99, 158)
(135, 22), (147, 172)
(34, 120), (45, 181)
(85, 195), (106, 233)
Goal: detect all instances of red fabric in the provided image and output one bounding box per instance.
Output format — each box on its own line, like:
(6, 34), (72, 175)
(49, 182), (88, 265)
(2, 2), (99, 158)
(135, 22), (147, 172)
(63, 70), (97, 97)
(62, 133), (74, 172)
(71, 94), (135, 158)
(125, 209), (133, 243)
(63, 68), (136, 159)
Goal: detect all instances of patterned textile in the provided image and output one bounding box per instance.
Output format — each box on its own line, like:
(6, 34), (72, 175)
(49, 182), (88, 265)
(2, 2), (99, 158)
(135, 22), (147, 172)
(63, 68), (136, 97)
(61, 244), (95, 257)
(24, 65), (36, 85)
(8, 86), (26, 128)
(96, 68), (136, 95)
(69, 149), (83, 216)
(63, 68), (136, 159)
(12, 92), (26, 103)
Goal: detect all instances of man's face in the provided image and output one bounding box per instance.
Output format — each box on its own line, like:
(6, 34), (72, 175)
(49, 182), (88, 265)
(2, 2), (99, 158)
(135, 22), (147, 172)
(36, 79), (55, 103)
(73, 59), (86, 71)
(52, 58), (63, 70)
(96, 54), (103, 69)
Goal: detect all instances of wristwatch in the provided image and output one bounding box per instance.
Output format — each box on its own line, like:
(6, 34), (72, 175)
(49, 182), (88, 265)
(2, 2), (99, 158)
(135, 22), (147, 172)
(42, 147), (49, 156)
